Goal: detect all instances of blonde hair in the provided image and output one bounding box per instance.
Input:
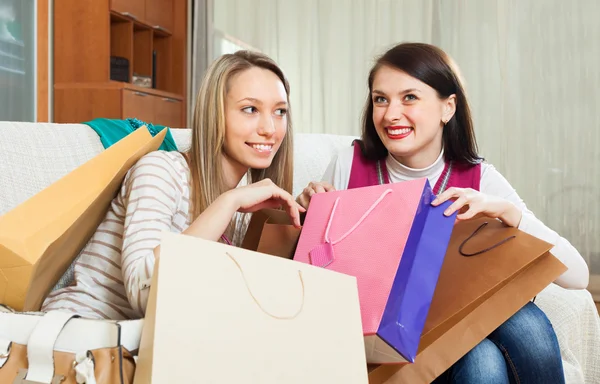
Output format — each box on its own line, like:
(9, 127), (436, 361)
(187, 50), (294, 226)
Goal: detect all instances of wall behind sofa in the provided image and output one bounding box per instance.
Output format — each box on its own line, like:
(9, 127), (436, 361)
(210, 0), (600, 297)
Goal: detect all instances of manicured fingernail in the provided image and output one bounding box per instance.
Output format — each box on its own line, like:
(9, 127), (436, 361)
(444, 209), (451, 216)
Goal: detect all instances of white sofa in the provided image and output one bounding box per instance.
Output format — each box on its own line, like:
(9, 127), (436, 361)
(0, 122), (599, 383)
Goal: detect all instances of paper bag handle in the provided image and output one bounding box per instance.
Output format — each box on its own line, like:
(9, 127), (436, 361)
(226, 252), (304, 320)
(459, 221), (516, 257)
(324, 188), (393, 245)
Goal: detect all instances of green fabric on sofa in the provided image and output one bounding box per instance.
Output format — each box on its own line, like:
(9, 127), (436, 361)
(83, 117), (179, 151)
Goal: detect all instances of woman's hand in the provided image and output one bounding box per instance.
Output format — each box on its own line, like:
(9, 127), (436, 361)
(223, 178), (305, 227)
(296, 181), (336, 209)
(431, 187), (523, 227)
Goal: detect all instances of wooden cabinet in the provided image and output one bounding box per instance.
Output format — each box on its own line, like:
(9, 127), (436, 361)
(146, 0), (173, 33)
(55, 83), (183, 128)
(154, 96), (182, 128)
(111, 0), (145, 22)
(111, 0), (172, 33)
(122, 89), (183, 127)
(54, 0), (187, 127)
(123, 90), (155, 123)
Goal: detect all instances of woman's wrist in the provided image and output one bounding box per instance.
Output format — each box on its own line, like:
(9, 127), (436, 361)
(183, 191), (239, 241)
(500, 201), (522, 227)
(214, 190), (240, 215)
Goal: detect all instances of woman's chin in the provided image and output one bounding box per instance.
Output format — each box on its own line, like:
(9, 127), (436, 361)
(385, 142), (416, 158)
(244, 158), (274, 170)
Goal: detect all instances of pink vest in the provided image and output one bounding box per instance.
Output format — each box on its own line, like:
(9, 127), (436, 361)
(347, 142), (481, 193)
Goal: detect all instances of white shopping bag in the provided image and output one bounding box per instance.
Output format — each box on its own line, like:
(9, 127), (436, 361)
(134, 232), (368, 384)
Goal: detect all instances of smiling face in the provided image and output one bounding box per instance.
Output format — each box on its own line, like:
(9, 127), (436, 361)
(222, 66), (289, 176)
(371, 65), (456, 168)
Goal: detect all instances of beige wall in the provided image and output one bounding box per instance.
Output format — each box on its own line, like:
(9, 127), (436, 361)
(213, 0), (600, 296)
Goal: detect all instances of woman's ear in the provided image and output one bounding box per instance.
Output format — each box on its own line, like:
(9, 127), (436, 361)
(442, 94), (457, 124)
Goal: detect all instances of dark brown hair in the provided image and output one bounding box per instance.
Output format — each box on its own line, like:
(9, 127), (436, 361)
(360, 42), (482, 165)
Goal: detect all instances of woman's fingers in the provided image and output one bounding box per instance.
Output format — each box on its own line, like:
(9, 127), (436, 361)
(432, 187), (461, 206)
(296, 193), (310, 210)
(273, 187), (305, 227)
(323, 182), (336, 192)
(443, 196), (468, 217)
(314, 184), (326, 194)
(295, 182), (335, 210)
(456, 206), (483, 221)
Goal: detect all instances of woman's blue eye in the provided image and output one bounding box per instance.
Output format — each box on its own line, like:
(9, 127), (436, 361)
(404, 94), (417, 101)
(373, 96), (387, 103)
(275, 108), (288, 116)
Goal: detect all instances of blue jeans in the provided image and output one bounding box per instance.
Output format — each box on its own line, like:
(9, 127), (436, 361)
(432, 302), (565, 384)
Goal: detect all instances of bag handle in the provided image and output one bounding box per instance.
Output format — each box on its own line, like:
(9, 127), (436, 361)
(0, 337), (11, 368)
(324, 188), (393, 245)
(17, 311), (78, 384)
(459, 221), (516, 257)
(226, 252), (304, 320)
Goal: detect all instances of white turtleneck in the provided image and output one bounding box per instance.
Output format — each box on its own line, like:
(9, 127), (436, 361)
(321, 145), (589, 290)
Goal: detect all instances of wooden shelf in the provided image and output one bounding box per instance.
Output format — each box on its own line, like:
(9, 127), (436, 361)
(152, 25), (172, 37)
(146, 0), (174, 34)
(153, 34), (172, 92)
(110, 10), (173, 37)
(110, 15), (133, 82)
(110, 0), (145, 25)
(133, 24), (153, 78)
(109, 10), (131, 23)
(55, 82), (183, 101)
(54, 0), (186, 127)
(123, 83), (182, 100)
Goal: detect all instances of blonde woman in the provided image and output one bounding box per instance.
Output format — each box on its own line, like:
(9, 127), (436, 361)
(42, 51), (303, 320)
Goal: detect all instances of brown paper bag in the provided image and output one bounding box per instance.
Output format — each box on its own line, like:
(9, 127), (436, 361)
(240, 208), (301, 259)
(0, 127), (166, 311)
(368, 217), (567, 384)
(135, 232), (369, 384)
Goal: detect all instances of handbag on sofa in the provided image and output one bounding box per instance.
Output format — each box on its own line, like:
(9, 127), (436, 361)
(0, 306), (142, 384)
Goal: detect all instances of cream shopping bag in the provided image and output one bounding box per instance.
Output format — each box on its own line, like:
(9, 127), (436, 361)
(134, 232), (369, 384)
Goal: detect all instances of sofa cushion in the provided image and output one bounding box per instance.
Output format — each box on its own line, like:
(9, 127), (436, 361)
(292, 133), (356, 196)
(0, 122), (105, 215)
(0, 123), (355, 214)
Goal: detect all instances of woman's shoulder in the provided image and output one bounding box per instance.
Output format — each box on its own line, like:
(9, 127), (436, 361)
(125, 150), (190, 189)
(478, 161), (501, 177)
(133, 150), (188, 173)
(136, 150), (186, 166)
(453, 159), (497, 176)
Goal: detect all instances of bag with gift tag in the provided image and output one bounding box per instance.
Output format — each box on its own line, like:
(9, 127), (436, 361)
(294, 179), (456, 364)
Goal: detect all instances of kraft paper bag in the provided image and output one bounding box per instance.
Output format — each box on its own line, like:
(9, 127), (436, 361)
(368, 217), (568, 384)
(0, 127), (166, 311)
(241, 208), (301, 259)
(294, 180), (456, 364)
(134, 232), (368, 384)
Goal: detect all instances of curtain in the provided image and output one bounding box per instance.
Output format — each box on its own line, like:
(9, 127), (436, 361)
(207, 0), (600, 297)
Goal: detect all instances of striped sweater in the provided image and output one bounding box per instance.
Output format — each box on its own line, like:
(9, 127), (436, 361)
(42, 151), (192, 320)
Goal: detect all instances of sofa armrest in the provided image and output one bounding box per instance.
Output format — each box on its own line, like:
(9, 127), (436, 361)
(536, 284), (600, 384)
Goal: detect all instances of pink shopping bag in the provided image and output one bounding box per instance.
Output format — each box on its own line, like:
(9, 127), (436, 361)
(293, 180), (456, 364)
